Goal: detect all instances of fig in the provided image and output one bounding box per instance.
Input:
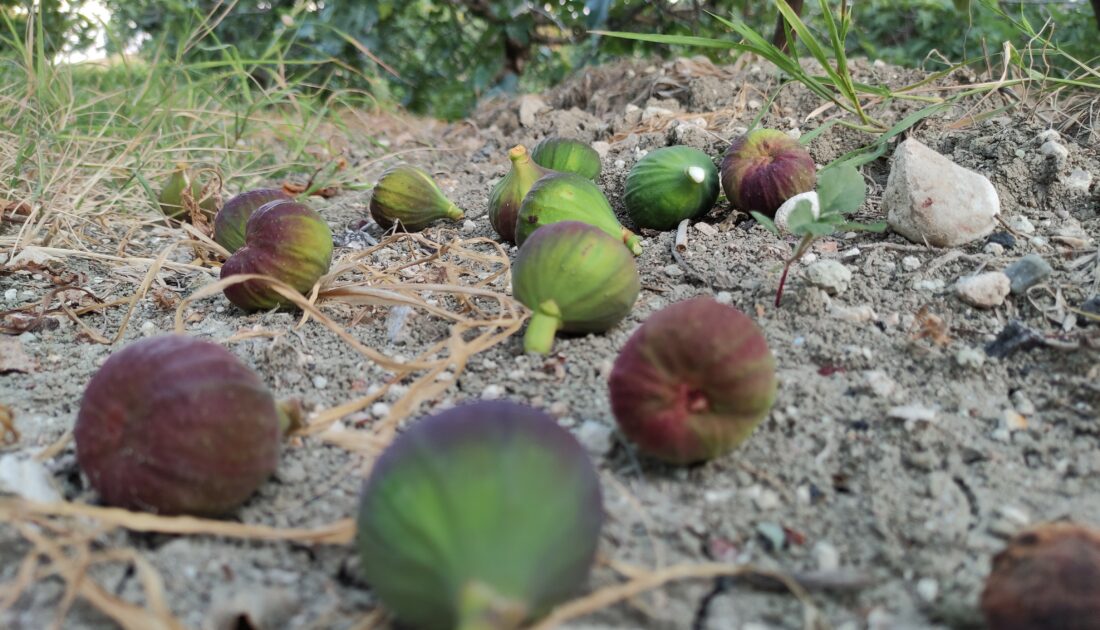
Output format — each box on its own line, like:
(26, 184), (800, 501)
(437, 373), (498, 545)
(488, 145), (550, 244)
(369, 164), (465, 231)
(220, 199), (333, 311)
(531, 137), (601, 180)
(512, 221), (640, 355)
(74, 335), (280, 515)
(624, 146), (720, 231)
(721, 129), (816, 217)
(608, 296), (777, 464)
(515, 172), (643, 256)
(213, 188), (292, 253)
(356, 400), (603, 630)
(158, 164), (218, 221)
(981, 522), (1100, 630)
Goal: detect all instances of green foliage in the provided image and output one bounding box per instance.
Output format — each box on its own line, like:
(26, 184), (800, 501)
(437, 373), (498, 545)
(0, 0), (95, 55)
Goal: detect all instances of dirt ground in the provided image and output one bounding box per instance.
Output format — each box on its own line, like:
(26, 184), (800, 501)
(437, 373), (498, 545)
(1, 56), (1099, 629)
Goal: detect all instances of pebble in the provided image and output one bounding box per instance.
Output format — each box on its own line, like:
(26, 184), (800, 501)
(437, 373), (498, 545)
(1007, 215), (1035, 234)
(955, 271), (1010, 308)
(517, 94), (547, 127)
(1002, 409), (1028, 432)
(0, 454), (63, 503)
(887, 404), (937, 423)
(460, 219), (476, 233)
(773, 191), (820, 235)
(839, 247), (861, 260)
(1040, 140), (1069, 164)
(804, 260), (852, 295)
(1064, 168), (1092, 194)
(694, 222), (718, 237)
(641, 105), (676, 120)
(591, 141), (610, 158)
(1003, 254), (1052, 294)
(755, 521), (785, 550)
(576, 420), (612, 456)
(983, 242), (1004, 256)
(663, 264), (683, 277)
(913, 278), (945, 292)
(1036, 129), (1060, 143)
(955, 347), (986, 368)
(989, 504), (1031, 538)
(370, 402), (390, 418)
(140, 321), (155, 336)
(916, 577), (939, 603)
(481, 384), (504, 400)
(987, 231), (1016, 249)
(613, 159), (626, 170)
(312, 375), (328, 389)
(829, 303), (877, 323)
(3, 288), (16, 302)
(901, 256), (921, 270)
(813, 540), (840, 571)
(1012, 391), (1036, 415)
(715, 291), (732, 304)
(864, 370), (900, 400)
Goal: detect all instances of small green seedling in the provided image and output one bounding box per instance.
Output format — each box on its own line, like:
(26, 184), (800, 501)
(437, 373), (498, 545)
(752, 161), (886, 306)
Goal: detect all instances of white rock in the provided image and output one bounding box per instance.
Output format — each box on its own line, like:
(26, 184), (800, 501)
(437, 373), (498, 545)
(955, 271), (1010, 308)
(840, 247), (861, 260)
(773, 191), (820, 235)
(983, 242), (1005, 256)
(0, 454), (62, 503)
(1040, 140), (1069, 163)
(370, 402), (390, 418)
(829, 303), (876, 323)
(1064, 169), (1093, 194)
(481, 384), (504, 400)
(916, 577), (939, 603)
(955, 347), (986, 368)
(901, 256), (921, 270)
(663, 264), (683, 277)
(1036, 129), (1060, 144)
(140, 321), (156, 336)
(576, 420), (612, 456)
(715, 291), (732, 304)
(883, 139), (1000, 247)
(312, 375), (328, 389)
(3, 288), (17, 302)
(641, 105), (675, 121)
(517, 95), (547, 128)
(694, 222), (718, 237)
(1008, 215), (1035, 234)
(888, 404), (937, 423)
(804, 260), (852, 295)
(864, 370), (900, 399)
(591, 141), (611, 158)
(460, 219), (476, 233)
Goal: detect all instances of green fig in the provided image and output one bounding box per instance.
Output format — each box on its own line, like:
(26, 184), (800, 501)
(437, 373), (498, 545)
(531, 137), (602, 180)
(214, 188), (293, 253)
(488, 145), (550, 244)
(512, 221), (640, 354)
(515, 172), (643, 256)
(624, 146), (720, 231)
(369, 164), (465, 231)
(158, 163), (218, 221)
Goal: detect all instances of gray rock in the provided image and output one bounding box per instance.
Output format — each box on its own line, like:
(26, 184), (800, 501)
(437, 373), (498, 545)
(576, 420), (613, 457)
(956, 271), (1010, 308)
(804, 259), (852, 295)
(1003, 254), (1052, 294)
(1064, 168), (1093, 194)
(883, 139), (1000, 247)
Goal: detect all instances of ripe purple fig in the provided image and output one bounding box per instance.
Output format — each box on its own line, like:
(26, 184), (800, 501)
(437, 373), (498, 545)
(220, 199), (333, 311)
(213, 188), (292, 253)
(357, 400), (603, 630)
(608, 296), (777, 464)
(488, 145), (550, 243)
(369, 164), (464, 231)
(75, 335), (280, 515)
(721, 129), (816, 217)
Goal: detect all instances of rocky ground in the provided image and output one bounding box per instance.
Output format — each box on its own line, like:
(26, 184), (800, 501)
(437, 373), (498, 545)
(1, 56), (1098, 629)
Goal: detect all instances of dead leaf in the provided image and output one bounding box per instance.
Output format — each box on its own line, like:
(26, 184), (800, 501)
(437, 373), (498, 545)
(0, 404), (17, 445)
(0, 337), (38, 373)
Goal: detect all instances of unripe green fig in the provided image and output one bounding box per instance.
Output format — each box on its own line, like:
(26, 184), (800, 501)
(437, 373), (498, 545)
(357, 400), (603, 630)
(158, 164), (218, 221)
(721, 129), (816, 217)
(488, 145), (549, 244)
(220, 199), (333, 311)
(624, 146), (720, 231)
(213, 188), (292, 253)
(75, 335), (281, 515)
(369, 164), (465, 231)
(531, 137), (602, 180)
(512, 221), (640, 354)
(515, 172), (642, 255)
(608, 297), (777, 464)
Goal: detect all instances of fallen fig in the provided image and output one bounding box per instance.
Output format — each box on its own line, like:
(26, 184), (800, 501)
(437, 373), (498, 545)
(357, 400), (603, 630)
(981, 522), (1100, 630)
(608, 296), (777, 464)
(515, 172), (642, 255)
(531, 137), (601, 180)
(624, 146), (720, 231)
(158, 163), (218, 221)
(512, 221), (640, 355)
(75, 335), (280, 515)
(721, 129), (816, 217)
(488, 145), (550, 243)
(369, 164), (464, 231)
(213, 188), (293, 253)
(220, 199), (333, 311)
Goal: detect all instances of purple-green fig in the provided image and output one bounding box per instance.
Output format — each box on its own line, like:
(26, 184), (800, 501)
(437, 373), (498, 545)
(720, 129), (816, 217)
(213, 188), (292, 253)
(369, 164), (465, 231)
(158, 163), (218, 221)
(357, 400), (603, 630)
(512, 221), (640, 355)
(220, 199), (333, 311)
(75, 335), (280, 515)
(530, 137), (602, 180)
(488, 145), (550, 243)
(608, 297), (777, 464)
(624, 146), (720, 231)
(515, 172), (643, 255)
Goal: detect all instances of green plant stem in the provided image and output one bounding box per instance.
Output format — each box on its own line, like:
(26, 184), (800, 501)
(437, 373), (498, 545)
(775, 233), (815, 308)
(523, 305), (562, 355)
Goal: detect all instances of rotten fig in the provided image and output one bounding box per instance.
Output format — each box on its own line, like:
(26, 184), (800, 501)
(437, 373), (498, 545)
(158, 163), (218, 221)
(721, 129), (816, 217)
(515, 172), (642, 255)
(530, 137), (601, 180)
(213, 188), (292, 253)
(624, 146), (720, 231)
(488, 145), (550, 243)
(369, 164), (464, 231)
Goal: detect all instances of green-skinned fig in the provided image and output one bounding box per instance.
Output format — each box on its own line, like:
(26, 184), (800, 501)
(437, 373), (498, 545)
(608, 297), (777, 464)
(488, 145), (550, 243)
(75, 335), (280, 515)
(369, 164), (465, 231)
(624, 146), (720, 231)
(530, 137), (602, 180)
(512, 221), (640, 355)
(357, 400), (603, 630)
(721, 128), (816, 217)
(220, 199), (333, 311)
(213, 188), (292, 253)
(515, 172), (642, 255)
(158, 163), (218, 221)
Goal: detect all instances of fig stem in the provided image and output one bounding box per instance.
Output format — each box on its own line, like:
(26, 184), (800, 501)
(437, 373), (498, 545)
(623, 230), (643, 256)
(456, 581), (528, 630)
(446, 203), (466, 221)
(276, 398), (306, 436)
(523, 306), (561, 355)
(686, 165), (706, 184)
(775, 233), (815, 307)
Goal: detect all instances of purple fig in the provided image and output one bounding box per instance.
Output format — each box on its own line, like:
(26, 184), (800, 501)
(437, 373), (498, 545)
(357, 400), (603, 630)
(213, 188), (292, 253)
(74, 335), (280, 515)
(721, 129), (816, 217)
(608, 296), (777, 464)
(488, 145), (549, 243)
(220, 199), (333, 311)
(369, 164), (464, 231)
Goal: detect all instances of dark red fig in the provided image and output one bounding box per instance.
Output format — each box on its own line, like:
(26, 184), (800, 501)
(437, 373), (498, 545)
(213, 188), (292, 253)
(75, 335), (280, 515)
(721, 128), (816, 217)
(608, 297), (777, 464)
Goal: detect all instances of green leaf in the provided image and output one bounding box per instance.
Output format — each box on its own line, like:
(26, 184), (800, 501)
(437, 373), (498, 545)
(817, 163), (866, 215)
(802, 222), (839, 237)
(751, 211), (779, 235)
(786, 199), (817, 233)
(838, 220), (889, 233)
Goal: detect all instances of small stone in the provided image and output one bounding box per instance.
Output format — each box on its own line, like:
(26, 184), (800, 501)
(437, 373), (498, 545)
(591, 141), (611, 158)
(901, 256), (921, 270)
(864, 370), (899, 399)
(613, 159), (626, 170)
(1012, 391), (1036, 416)
(887, 404), (937, 423)
(983, 242), (1005, 256)
(955, 347), (986, 369)
(1001, 409), (1028, 432)
(371, 402), (391, 418)
(916, 577), (939, 603)
(1007, 215), (1035, 234)
(755, 521), (786, 550)
(955, 271), (1010, 308)
(576, 420), (612, 456)
(774, 191), (820, 235)
(517, 95), (547, 127)
(1003, 254), (1052, 294)
(1040, 140), (1069, 164)
(461, 219), (476, 233)
(840, 247), (861, 260)
(140, 321), (156, 336)
(715, 291), (732, 304)
(914, 278), (945, 292)
(0, 454), (63, 503)
(3, 288), (16, 302)
(481, 384), (504, 400)
(663, 264), (683, 277)
(694, 222), (718, 237)
(1063, 168), (1092, 194)
(804, 260), (852, 295)
(753, 488), (780, 510)
(641, 105), (675, 121)
(829, 304), (877, 323)
(1036, 129), (1060, 143)
(312, 375), (328, 389)
(987, 231), (1016, 249)
(813, 540), (840, 571)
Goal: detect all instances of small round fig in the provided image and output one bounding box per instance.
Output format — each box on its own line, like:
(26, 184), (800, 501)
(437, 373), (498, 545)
(531, 137), (601, 180)
(369, 164), (465, 231)
(512, 221), (640, 355)
(75, 335), (280, 515)
(624, 146), (720, 231)
(721, 129), (816, 217)
(608, 296), (777, 464)
(515, 172), (642, 255)
(220, 199), (334, 311)
(357, 400), (603, 630)
(213, 188), (292, 253)
(981, 522), (1100, 630)
(488, 146), (550, 244)
(158, 164), (218, 221)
